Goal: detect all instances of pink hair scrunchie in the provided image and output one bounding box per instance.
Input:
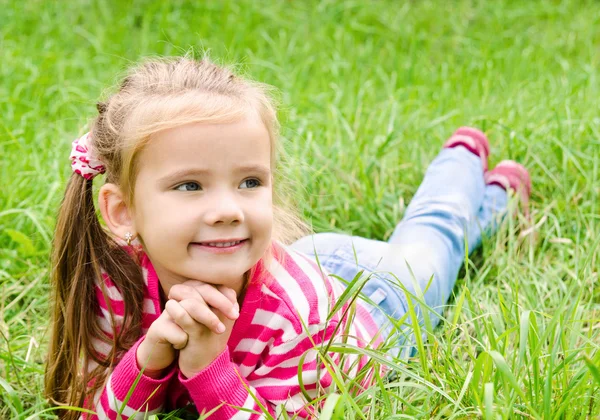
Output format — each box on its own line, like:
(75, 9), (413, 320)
(70, 132), (106, 180)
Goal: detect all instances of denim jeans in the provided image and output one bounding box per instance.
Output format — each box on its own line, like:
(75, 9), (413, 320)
(290, 147), (508, 358)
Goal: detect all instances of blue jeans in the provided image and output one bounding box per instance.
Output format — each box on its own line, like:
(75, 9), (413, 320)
(290, 147), (508, 358)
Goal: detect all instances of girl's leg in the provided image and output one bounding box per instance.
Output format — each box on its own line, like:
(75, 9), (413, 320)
(465, 159), (531, 251)
(289, 183), (509, 358)
(291, 128), (491, 340)
(466, 184), (508, 251)
(292, 157), (531, 355)
(381, 144), (488, 319)
(368, 161), (528, 340)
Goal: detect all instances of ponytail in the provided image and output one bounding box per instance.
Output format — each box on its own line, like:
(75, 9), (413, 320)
(45, 173), (145, 418)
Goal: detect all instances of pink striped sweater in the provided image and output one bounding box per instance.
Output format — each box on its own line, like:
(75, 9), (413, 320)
(85, 242), (383, 419)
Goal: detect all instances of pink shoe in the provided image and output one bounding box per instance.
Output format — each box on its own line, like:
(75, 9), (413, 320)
(485, 160), (532, 207)
(443, 127), (490, 171)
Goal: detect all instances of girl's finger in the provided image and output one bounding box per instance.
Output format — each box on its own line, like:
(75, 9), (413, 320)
(164, 299), (208, 334)
(197, 284), (238, 319)
(168, 284), (199, 301)
(159, 315), (189, 350)
(217, 285), (238, 307)
(148, 310), (189, 350)
(173, 281), (239, 320)
(168, 298), (226, 335)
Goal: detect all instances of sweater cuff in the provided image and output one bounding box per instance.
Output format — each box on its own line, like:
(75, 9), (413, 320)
(110, 336), (176, 403)
(180, 348), (249, 411)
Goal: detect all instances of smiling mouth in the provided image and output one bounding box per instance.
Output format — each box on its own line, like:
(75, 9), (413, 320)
(193, 239), (248, 248)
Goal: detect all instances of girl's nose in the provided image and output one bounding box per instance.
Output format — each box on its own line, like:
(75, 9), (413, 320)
(204, 193), (245, 225)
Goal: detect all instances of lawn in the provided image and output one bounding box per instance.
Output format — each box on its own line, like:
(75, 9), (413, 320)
(1, 0), (599, 418)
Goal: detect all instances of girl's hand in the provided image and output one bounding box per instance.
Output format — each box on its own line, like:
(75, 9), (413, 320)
(136, 309), (187, 377)
(165, 281), (239, 378)
(137, 281), (239, 378)
(167, 281), (240, 332)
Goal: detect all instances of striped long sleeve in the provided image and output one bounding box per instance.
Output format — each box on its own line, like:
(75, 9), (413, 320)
(81, 260), (171, 420)
(176, 245), (383, 419)
(81, 243), (383, 419)
(180, 310), (341, 418)
(83, 338), (175, 419)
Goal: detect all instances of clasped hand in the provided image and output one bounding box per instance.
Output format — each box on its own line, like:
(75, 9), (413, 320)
(136, 280), (240, 379)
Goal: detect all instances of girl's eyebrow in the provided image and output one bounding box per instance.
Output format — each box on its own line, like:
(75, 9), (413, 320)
(235, 164), (271, 177)
(158, 168), (209, 184)
(158, 165), (271, 184)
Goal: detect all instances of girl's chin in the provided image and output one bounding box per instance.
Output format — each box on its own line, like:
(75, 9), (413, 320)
(182, 268), (248, 290)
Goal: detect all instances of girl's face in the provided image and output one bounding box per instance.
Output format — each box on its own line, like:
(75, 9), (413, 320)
(131, 114), (273, 297)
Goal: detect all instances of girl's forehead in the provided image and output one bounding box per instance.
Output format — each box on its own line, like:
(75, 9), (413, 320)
(137, 118), (272, 175)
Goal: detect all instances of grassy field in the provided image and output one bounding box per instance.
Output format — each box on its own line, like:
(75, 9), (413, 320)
(1, 0), (599, 418)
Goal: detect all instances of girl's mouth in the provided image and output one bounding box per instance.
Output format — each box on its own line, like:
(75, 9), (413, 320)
(191, 239), (248, 254)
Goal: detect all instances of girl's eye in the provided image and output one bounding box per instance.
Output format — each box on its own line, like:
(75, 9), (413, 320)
(175, 182), (201, 192)
(239, 178), (261, 189)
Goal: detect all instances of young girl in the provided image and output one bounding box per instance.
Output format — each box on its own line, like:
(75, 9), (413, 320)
(45, 56), (531, 420)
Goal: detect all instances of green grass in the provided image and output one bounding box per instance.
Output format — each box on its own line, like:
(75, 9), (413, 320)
(1, 0), (599, 418)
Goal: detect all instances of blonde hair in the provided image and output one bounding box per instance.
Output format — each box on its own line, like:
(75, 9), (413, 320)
(45, 55), (309, 417)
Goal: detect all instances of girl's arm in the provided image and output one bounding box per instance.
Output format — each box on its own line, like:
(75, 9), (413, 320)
(82, 336), (176, 420)
(179, 346), (277, 419)
(80, 280), (177, 420)
(180, 321), (342, 419)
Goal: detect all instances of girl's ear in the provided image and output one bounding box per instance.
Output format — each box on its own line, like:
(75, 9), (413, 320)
(98, 183), (136, 240)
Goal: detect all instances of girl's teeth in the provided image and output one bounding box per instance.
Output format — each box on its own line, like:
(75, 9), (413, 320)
(207, 241), (241, 247)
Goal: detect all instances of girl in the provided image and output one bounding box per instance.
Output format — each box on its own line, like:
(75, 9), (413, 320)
(45, 56), (531, 420)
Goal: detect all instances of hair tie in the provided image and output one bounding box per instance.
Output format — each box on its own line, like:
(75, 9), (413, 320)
(70, 132), (106, 180)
